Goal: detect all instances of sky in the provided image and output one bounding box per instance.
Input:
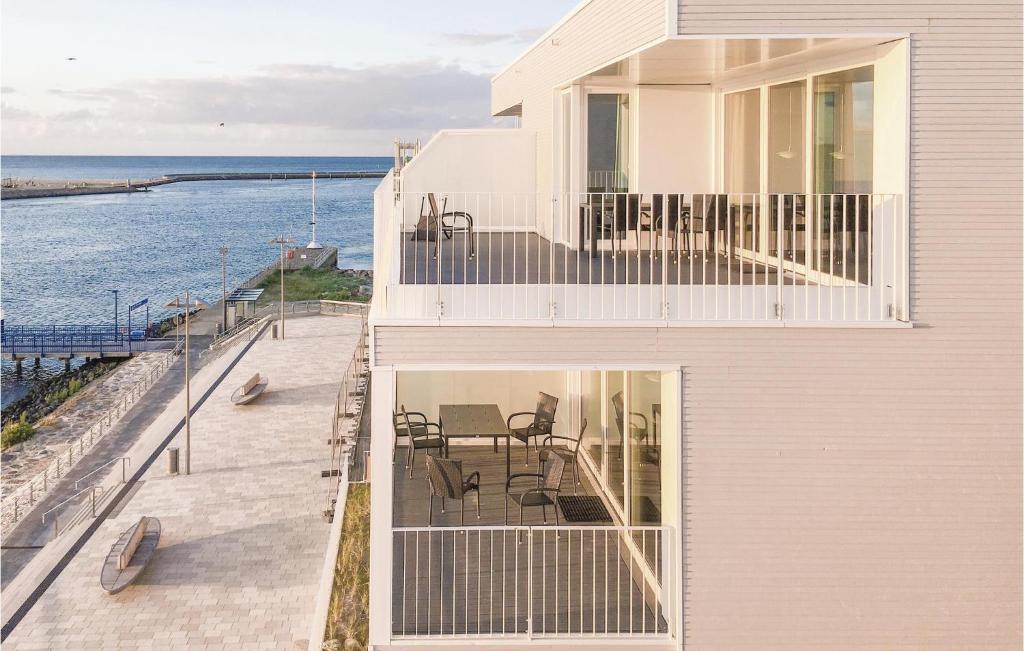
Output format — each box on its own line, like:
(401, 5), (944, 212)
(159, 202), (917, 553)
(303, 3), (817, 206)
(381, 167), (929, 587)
(0, 0), (578, 156)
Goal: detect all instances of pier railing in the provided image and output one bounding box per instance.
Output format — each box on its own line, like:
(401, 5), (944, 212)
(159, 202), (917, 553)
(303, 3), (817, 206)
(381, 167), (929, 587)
(1, 324), (140, 356)
(0, 340), (183, 534)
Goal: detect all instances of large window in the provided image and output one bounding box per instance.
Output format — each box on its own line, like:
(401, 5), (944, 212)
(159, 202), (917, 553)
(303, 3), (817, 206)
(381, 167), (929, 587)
(814, 66), (874, 194)
(587, 93), (630, 192)
(768, 80), (806, 193)
(628, 371), (661, 525)
(723, 88), (760, 193)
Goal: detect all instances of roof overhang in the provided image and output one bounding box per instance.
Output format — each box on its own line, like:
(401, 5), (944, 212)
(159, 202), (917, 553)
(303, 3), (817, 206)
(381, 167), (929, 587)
(494, 102), (522, 118)
(574, 35), (904, 87)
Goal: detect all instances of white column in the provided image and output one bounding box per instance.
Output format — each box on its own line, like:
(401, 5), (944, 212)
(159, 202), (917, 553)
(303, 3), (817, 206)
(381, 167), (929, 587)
(368, 367), (395, 647)
(659, 368), (684, 649)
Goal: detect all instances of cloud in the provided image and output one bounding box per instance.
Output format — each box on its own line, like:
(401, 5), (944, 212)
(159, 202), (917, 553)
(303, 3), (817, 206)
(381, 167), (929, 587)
(1, 60), (499, 155)
(441, 28), (546, 47)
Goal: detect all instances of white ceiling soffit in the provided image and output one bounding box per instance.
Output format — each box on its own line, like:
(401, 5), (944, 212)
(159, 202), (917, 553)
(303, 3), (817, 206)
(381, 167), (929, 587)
(581, 37), (892, 86)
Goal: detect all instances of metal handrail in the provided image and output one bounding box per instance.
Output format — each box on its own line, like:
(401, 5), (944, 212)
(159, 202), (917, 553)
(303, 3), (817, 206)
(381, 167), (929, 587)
(73, 457), (130, 491)
(41, 484), (102, 539)
(1, 341), (182, 531)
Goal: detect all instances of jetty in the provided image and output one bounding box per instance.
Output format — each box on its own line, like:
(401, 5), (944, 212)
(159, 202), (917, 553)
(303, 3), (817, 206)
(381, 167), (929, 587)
(0, 170), (387, 200)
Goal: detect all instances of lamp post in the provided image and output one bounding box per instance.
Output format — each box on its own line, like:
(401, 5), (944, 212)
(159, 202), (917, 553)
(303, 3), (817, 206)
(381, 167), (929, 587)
(269, 236), (295, 339)
(218, 246), (229, 332)
(110, 289), (119, 334)
(165, 292), (209, 475)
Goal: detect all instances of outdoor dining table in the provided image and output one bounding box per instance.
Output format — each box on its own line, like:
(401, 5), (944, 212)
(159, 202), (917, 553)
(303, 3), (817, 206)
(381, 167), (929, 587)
(438, 404), (511, 481)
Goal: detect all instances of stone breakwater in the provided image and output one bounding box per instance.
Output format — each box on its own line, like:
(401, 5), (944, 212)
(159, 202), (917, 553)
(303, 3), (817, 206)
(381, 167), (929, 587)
(0, 170), (388, 200)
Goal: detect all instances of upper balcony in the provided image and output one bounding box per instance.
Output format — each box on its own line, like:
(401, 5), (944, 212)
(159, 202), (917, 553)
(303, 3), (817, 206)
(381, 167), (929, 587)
(373, 36), (910, 327)
(374, 183), (906, 326)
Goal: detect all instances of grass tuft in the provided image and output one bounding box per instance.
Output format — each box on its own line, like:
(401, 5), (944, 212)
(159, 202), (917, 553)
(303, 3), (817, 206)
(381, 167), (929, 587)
(255, 267), (369, 305)
(324, 483), (370, 650)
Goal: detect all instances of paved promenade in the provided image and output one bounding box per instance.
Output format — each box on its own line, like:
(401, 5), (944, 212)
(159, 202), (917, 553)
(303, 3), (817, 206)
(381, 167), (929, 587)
(4, 315), (360, 650)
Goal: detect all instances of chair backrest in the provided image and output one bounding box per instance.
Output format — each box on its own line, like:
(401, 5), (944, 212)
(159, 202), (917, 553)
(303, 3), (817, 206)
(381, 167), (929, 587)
(572, 418), (588, 454)
(425, 455), (465, 500)
(613, 193), (640, 229)
(535, 392), (558, 434)
(538, 450), (566, 491)
(611, 391), (625, 435)
(427, 193), (446, 218)
(398, 405), (417, 436)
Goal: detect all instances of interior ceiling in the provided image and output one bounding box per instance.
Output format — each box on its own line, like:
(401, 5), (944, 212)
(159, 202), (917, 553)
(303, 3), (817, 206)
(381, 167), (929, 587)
(582, 37), (891, 86)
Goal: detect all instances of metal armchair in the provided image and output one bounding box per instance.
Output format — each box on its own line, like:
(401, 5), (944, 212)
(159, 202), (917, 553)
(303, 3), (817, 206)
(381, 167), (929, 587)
(398, 405), (447, 479)
(506, 392), (559, 465)
(425, 456), (481, 526)
(542, 418), (586, 494)
(611, 391), (649, 460)
(504, 450), (566, 525)
(392, 409), (429, 461)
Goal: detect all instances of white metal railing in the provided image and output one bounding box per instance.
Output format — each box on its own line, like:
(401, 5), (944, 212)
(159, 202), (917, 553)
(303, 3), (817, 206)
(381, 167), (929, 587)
(391, 526), (670, 640)
(0, 341), (183, 533)
(377, 191), (907, 324)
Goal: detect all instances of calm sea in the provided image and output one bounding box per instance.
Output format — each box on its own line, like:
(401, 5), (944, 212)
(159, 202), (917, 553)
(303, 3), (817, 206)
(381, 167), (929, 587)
(0, 155), (390, 407)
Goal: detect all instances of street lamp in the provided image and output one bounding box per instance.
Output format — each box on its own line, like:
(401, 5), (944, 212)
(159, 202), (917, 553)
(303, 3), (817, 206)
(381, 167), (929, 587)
(165, 291), (210, 475)
(218, 246), (229, 332)
(269, 236), (295, 339)
(110, 289), (119, 333)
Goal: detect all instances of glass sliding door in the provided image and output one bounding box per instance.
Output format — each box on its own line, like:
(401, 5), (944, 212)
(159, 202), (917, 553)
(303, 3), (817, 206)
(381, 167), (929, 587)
(587, 93), (630, 193)
(813, 65), (874, 283)
(768, 80), (808, 265)
(607, 371), (626, 511)
(628, 371), (661, 526)
(814, 66), (873, 194)
(723, 88), (761, 194)
(581, 370), (604, 471)
(723, 88), (762, 260)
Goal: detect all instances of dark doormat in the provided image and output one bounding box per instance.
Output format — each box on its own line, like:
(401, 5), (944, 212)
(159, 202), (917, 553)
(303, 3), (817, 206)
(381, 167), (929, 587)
(557, 495), (613, 523)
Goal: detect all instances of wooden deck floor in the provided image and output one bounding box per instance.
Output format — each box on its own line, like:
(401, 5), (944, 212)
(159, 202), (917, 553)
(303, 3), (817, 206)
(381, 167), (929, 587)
(399, 231), (849, 286)
(391, 445), (668, 637)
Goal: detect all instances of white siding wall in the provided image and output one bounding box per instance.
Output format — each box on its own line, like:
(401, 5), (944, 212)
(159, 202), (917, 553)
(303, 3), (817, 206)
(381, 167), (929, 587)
(373, 1), (1022, 648)
(491, 0), (667, 202)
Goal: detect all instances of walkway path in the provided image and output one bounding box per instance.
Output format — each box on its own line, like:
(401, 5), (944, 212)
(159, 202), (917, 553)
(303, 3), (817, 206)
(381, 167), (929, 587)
(3, 315), (360, 650)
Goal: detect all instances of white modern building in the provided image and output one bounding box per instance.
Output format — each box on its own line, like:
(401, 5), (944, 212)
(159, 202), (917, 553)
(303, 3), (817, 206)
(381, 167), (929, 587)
(367, 1), (1022, 649)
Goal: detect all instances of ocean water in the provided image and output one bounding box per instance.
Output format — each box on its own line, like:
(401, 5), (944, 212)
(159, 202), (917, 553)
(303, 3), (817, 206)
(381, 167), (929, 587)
(0, 155), (390, 407)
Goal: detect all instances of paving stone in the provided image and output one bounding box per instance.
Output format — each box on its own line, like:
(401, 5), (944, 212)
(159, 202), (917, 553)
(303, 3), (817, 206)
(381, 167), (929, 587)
(4, 316), (361, 649)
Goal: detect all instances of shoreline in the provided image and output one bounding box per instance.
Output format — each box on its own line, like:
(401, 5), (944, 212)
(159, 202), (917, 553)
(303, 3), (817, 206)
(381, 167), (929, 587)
(0, 170), (387, 200)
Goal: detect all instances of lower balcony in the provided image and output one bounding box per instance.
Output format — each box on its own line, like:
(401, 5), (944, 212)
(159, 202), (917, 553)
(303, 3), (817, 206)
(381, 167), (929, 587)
(383, 368), (679, 641)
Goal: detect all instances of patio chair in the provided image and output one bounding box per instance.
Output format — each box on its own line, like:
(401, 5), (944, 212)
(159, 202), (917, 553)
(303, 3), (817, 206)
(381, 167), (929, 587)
(410, 193), (475, 259)
(398, 405), (447, 479)
(611, 193), (641, 255)
(392, 409), (431, 461)
(542, 418), (586, 494)
(641, 194), (690, 260)
(504, 450), (565, 526)
(425, 455), (481, 526)
(507, 392), (558, 465)
(611, 391), (649, 460)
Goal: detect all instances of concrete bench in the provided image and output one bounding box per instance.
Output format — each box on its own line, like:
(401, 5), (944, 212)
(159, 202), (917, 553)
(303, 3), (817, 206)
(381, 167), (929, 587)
(230, 372), (269, 405)
(100, 516), (162, 594)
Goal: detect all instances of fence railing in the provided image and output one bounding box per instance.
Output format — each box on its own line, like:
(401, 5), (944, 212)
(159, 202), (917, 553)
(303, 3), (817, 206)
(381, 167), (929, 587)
(1, 324), (135, 355)
(324, 312), (370, 515)
(379, 191), (907, 324)
(41, 456), (130, 540)
(0, 341), (183, 533)
(391, 525), (670, 639)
